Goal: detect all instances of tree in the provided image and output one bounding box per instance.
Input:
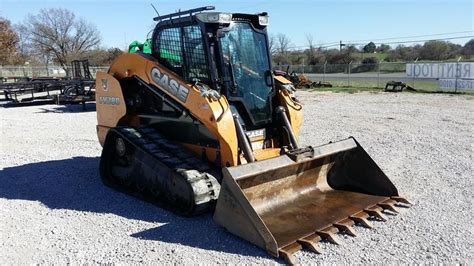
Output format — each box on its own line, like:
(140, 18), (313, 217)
(304, 33), (325, 64)
(105, 48), (124, 63)
(14, 23), (32, 63)
(276, 33), (292, 54)
(83, 47), (123, 65)
(325, 48), (356, 64)
(268, 34), (277, 56)
(462, 39), (474, 57)
(376, 44), (390, 53)
(346, 45), (359, 54)
(419, 40), (452, 60)
(306, 33), (315, 52)
(386, 45), (420, 61)
(271, 33), (292, 65)
(0, 17), (21, 65)
(363, 42), (376, 53)
(21, 8), (101, 75)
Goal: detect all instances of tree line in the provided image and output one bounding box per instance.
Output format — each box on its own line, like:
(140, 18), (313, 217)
(1, 8), (473, 75)
(269, 34), (473, 66)
(0, 9), (123, 76)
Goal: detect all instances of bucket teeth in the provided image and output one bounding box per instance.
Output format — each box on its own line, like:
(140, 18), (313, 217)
(378, 199), (399, 214)
(391, 196), (413, 206)
(279, 250), (297, 265)
(364, 206), (388, 221)
(334, 224), (357, 237)
(317, 226), (342, 245)
(350, 211), (374, 229)
(279, 242), (301, 265)
(297, 234), (323, 254)
(334, 219), (357, 237)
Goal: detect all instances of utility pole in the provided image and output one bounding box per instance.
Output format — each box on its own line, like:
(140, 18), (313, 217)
(339, 40), (346, 51)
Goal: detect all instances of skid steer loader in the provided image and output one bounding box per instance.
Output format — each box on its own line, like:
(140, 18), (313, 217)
(96, 6), (410, 264)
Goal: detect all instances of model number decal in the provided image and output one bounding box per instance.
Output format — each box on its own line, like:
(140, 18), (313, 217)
(150, 67), (189, 103)
(98, 96), (120, 105)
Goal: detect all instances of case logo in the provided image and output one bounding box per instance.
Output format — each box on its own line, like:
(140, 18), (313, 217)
(150, 67), (189, 103)
(246, 129), (265, 140)
(101, 79), (108, 91)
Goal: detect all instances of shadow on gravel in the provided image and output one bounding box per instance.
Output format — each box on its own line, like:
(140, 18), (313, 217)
(0, 157), (175, 223)
(0, 101), (96, 112)
(0, 99), (56, 107)
(131, 222), (269, 259)
(36, 103), (96, 113)
(0, 156), (268, 259)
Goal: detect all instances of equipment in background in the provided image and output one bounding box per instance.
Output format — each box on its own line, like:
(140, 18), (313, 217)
(385, 81), (416, 92)
(274, 68), (333, 88)
(96, 6), (410, 264)
(0, 60), (95, 109)
(71, 59), (93, 80)
(129, 39), (152, 54)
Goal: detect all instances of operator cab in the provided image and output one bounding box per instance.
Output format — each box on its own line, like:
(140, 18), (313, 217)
(151, 6), (273, 129)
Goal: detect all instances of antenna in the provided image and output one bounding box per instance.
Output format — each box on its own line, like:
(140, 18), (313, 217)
(150, 3), (160, 18)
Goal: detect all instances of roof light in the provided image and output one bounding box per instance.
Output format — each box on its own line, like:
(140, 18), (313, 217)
(196, 12), (232, 24)
(258, 15), (269, 26)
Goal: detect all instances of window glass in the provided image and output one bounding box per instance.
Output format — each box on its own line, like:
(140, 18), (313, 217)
(220, 23), (272, 125)
(158, 28), (183, 75)
(183, 26), (209, 82)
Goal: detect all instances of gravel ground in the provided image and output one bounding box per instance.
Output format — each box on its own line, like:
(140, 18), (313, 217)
(1, 92), (473, 264)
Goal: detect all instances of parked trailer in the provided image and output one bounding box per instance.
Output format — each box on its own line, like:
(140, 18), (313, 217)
(0, 60), (96, 109)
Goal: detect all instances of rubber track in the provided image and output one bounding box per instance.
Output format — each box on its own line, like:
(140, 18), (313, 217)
(101, 126), (221, 216)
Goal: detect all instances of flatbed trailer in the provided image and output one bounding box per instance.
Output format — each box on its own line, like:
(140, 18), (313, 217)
(0, 60), (96, 109)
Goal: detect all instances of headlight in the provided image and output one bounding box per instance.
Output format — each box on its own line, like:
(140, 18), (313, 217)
(258, 15), (269, 26)
(196, 12), (232, 24)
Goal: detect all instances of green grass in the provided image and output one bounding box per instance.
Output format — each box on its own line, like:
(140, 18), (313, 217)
(356, 52), (388, 61)
(298, 79), (474, 95)
(305, 86), (382, 94)
(325, 79), (441, 91)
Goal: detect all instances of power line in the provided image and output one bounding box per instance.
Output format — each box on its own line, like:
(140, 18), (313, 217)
(285, 31), (473, 50)
(285, 35), (473, 51)
(348, 35), (474, 46)
(343, 31), (474, 43)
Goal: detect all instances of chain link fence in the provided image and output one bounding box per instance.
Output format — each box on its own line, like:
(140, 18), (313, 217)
(2, 61), (473, 93)
(0, 65), (109, 79)
(274, 60), (474, 93)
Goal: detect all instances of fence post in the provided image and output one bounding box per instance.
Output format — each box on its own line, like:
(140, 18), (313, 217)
(437, 62), (440, 91)
(377, 61), (382, 88)
(455, 57), (462, 93)
(412, 58), (419, 88)
(323, 60), (327, 82)
(347, 61), (352, 87)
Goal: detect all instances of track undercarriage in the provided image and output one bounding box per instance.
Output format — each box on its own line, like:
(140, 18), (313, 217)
(100, 126), (221, 216)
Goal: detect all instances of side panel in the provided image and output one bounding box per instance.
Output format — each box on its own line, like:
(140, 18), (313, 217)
(107, 53), (239, 167)
(95, 72), (127, 146)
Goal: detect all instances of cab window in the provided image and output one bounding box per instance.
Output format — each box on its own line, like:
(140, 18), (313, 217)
(158, 27), (184, 76)
(156, 25), (210, 83)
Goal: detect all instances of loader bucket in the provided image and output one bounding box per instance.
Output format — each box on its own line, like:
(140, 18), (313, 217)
(213, 137), (410, 264)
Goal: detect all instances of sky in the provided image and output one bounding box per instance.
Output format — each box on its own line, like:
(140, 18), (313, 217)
(1, 0), (473, 50)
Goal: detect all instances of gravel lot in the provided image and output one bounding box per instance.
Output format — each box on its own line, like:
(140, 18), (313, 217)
(1, 91), (472, 264)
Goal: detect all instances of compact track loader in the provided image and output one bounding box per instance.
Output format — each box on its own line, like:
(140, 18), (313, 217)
(96, 6), (410, 264)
